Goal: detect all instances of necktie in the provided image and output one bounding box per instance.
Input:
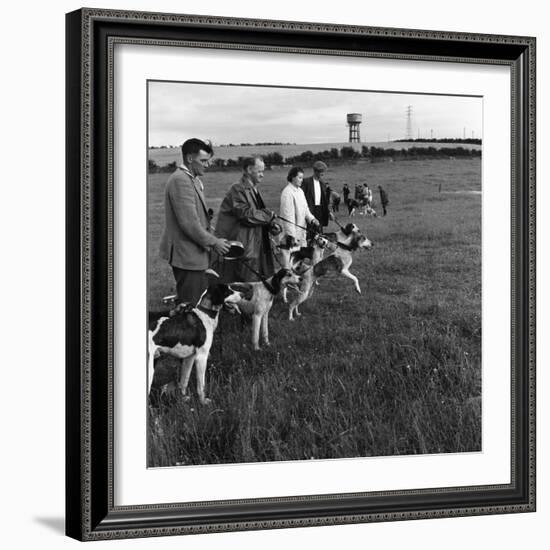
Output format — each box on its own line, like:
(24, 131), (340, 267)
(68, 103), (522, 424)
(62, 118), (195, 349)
(253, 188), (265, 209)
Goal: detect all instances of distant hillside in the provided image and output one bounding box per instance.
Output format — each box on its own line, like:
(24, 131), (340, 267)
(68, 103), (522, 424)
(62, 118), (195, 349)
(149, 141), (481, 166)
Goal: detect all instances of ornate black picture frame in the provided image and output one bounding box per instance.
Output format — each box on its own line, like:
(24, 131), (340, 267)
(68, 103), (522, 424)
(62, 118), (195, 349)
(66, 8), (536, 541)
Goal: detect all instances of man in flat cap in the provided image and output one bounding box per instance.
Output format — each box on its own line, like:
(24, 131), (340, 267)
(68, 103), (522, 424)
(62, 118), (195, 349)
(302, 161), (331, 229)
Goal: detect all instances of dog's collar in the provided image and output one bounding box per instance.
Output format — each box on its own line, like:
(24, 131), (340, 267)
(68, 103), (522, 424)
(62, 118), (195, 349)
(336, 241), (354, 251)
(236, 257), (276, 294)
(262, 280), (276, 295)
(322, 236), (354, 251)
(197, 305), (220, 319)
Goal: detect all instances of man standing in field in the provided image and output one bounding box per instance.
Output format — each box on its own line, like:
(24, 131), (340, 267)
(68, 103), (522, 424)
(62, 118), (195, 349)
(378, 184), (389, 216)
(342, 183), (350, 206)
(302, 161), (331, 228)
(159, 138), (230, 305)
(215, 156), (277, 282)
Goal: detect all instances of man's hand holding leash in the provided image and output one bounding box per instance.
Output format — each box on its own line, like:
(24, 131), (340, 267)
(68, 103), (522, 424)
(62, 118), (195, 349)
(213, 238), (231, 256)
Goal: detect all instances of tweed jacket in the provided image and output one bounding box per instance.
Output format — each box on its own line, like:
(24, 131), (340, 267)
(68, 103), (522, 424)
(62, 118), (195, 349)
(159, 167), (217, 271)
(302, 175), (330, 226)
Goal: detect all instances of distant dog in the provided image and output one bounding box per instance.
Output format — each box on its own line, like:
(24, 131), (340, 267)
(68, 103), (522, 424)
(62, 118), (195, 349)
(359, 200), (378, 217)
(230, 268), (302, 350)
(360, 205), (377, 217)
(148, 283), (243, 405)
(287, 224), (373, 320)
(347, 198), (360, 216)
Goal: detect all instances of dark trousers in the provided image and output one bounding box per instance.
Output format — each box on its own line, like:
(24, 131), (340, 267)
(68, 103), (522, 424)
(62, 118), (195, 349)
(171, 266), (208, 306)
(311, 205), (327, 227)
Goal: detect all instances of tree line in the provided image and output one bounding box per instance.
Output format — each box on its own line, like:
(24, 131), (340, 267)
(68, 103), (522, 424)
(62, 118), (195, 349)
(148, 145), (481, 173)
(394, 138), (482, 145)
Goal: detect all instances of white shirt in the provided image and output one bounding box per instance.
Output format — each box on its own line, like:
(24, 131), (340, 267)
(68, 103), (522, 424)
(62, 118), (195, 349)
(279, 183), (315, 246)
(313, 178), (321, 206)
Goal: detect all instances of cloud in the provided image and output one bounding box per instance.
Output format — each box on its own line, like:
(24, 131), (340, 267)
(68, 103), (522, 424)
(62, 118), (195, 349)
(148, 81), (482, 145)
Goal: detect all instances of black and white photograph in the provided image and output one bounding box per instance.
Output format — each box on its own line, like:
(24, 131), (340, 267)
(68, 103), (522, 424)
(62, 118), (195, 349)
(147, 81), (483, 468)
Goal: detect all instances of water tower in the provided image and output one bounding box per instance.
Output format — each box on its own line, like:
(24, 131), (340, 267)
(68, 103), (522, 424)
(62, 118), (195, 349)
(347, 113), (362, 143)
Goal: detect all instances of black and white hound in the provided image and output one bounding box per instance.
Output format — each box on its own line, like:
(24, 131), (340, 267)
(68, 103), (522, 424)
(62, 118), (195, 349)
(148, 283), (243, 405)
(281, 232), (328, 303)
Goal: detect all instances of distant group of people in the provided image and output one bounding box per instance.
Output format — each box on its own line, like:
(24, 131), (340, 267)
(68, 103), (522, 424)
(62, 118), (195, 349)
(340, 182), (389, 216)
(159, 138), (387, 305)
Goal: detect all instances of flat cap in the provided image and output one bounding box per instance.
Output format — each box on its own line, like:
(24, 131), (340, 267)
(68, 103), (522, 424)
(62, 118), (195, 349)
(312, 161), (328, 171)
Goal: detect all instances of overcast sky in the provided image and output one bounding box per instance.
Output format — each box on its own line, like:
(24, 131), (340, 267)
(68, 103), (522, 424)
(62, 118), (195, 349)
(148, 81), (482, 147)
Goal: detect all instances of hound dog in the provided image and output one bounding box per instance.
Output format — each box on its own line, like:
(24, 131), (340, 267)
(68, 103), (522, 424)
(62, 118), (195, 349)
(273, 234), (300, 271)
(282, 231), (329, 303)
(148, 283), (243, 405)
(359, 201), (378, 217)
(287, 224), (373, 321)
(230, 268), (302, 350)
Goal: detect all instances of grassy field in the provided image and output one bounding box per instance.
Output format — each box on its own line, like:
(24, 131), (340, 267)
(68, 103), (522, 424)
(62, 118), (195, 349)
(147, 157), (482, 467)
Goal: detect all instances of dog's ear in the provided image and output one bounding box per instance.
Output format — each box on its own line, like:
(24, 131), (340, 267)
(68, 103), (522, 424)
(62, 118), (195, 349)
(350, 234), (367, 251)
(220, 283), (234, 300)
(292, 259), (311, 275)
(205, 283), (227, 306)
(208, 283), (242, 306)
(348, 234), (360, 250)
(229, 283), (253, 301)
(343, 223), (354, 236)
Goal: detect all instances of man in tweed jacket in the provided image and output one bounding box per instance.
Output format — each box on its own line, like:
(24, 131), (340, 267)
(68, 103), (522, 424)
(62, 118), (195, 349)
(159, 138), (230, 304)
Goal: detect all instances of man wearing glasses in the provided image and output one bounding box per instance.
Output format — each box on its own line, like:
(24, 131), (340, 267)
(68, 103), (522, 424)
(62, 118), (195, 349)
(159, 138), (230, 305)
